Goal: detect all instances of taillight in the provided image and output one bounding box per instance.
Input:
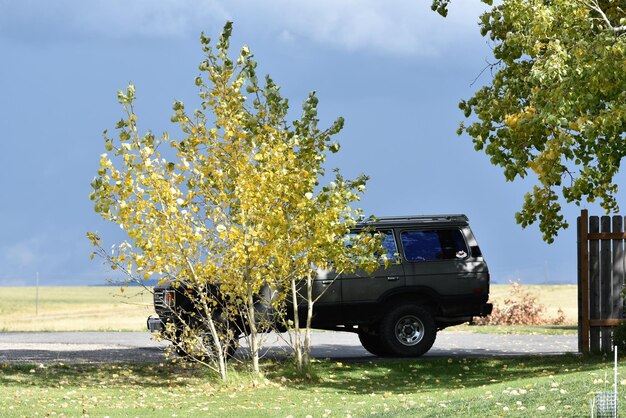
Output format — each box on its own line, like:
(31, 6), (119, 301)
(164, 290), (175, 307)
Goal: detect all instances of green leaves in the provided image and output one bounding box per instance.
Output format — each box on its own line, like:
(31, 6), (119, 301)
(217, 21), (233, 55)
(431, 0), (451, 17)
(451, 0), (626, 242)
(116, 84), (136, 105)
(328, 143), (341, 153)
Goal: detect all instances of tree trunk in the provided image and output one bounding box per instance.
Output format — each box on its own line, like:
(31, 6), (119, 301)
(291, 278), (303, 373)
(303, 271), (314, 369)
(206, 315), (228, 381)
(201, 298), (228, 381)
(247, 285), (260, 374)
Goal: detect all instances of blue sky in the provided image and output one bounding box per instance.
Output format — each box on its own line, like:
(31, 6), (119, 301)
(0, 0), (616, 286)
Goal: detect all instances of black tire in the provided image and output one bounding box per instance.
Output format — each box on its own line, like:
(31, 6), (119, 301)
(358, 332), (391, 357)
(174, 326), (238, 360)
(197, 329), (239, 359)
(379, 304), (437, 357)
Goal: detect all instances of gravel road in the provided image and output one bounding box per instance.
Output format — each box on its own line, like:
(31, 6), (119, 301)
(0, 331), (578, 364)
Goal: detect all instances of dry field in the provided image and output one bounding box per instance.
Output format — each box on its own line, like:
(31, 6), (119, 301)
(0, 284), (578, 332)
(0, 287), (153, 331)
(488, 283), (577, 324)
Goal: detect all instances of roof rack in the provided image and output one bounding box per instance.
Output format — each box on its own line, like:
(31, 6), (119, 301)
(360, 214), (469, 224)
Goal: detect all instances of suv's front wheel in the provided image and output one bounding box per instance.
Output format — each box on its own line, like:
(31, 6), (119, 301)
(358, 332), (391, 357)
(379, 304), (436, 357)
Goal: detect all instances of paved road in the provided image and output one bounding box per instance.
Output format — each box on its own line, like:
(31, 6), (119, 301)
(0, 331), (578, 364)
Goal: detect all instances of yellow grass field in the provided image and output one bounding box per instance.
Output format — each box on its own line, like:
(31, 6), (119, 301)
(0, 287), (154, 331)
(0, 284), (578, 331)
(488, 283), (578, 324)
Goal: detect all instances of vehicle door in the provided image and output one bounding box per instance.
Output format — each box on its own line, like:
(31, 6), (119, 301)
(341, 229), (405, 322)
(310, 268), (343, 323)
(399, 227), (473, 296)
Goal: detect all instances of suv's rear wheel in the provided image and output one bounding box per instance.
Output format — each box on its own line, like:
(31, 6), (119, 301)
(358, 332), (391, 357)
(379, 304), (436, 357)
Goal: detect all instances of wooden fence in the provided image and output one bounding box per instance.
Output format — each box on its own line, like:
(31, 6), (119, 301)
(578, 209), (625, 353)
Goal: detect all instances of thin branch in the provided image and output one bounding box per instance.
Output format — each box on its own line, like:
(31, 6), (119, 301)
(470, 59), (503, 88)
(581, 0), (626, 34)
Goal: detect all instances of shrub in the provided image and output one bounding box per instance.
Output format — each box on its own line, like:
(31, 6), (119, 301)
(475, 282), (565, 326)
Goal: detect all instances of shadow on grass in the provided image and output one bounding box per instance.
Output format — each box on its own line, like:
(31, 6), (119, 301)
(263, 352), (609, 395)
(0, 349), (610, 396)
(0, 359), (212, 389)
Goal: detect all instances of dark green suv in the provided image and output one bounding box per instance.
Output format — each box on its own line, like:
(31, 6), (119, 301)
(148, 214), (492, 357)
(309, 214), (492, 357)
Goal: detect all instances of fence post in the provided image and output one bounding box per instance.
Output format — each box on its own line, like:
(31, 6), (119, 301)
(580, 209), (590, 353)
(577, 216), (583, 353)
(601, 216), (612, 352)
(613, 217), (625, 323)
(590, 216), (601, 352)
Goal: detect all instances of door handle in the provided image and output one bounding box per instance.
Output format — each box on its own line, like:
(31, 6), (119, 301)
(321, 280), (334, 285)
(387, 276), (399, 282)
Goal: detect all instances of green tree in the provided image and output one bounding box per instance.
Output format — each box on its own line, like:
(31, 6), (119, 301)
(433, 0), (626, 242)
(89, 22), (380, 378)
(278, 177), (383, 373)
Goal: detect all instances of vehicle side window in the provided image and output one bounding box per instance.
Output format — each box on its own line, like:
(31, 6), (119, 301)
(344, 230), (398, 262)
(379, 230), (399, 262)
(400, 229), (468, 262)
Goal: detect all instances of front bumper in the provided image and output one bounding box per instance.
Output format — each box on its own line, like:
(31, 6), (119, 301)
(147, 316), (163, 333)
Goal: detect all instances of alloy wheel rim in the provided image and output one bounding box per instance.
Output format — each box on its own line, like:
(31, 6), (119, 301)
(394, 315), (424, 346)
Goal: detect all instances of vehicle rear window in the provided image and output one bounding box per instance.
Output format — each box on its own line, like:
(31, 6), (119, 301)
(400, 229), (468, 262)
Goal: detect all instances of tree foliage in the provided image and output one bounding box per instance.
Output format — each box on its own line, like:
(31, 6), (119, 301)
(434, 0), (626, 242)
(89, 22), (381, 379)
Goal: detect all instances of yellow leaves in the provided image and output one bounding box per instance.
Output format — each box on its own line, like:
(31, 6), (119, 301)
(191, 125), (206, 136)
(532, 39), (549, 57)
(574, 3), (588, 19)
(139, 146), (153, 160)
(504, 106), (535, 131)
(528, 134), (567, 186)
(569, 115), (589, 132)
(528, 159), (543, 177)
(99, 153), (111, 168)
(93, 27), (377, 378)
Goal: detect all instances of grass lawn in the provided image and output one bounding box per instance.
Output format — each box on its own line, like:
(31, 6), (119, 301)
(0, 284), (602, 417)
(450, 324), (578, 335)
(0, 355), (622, 417)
